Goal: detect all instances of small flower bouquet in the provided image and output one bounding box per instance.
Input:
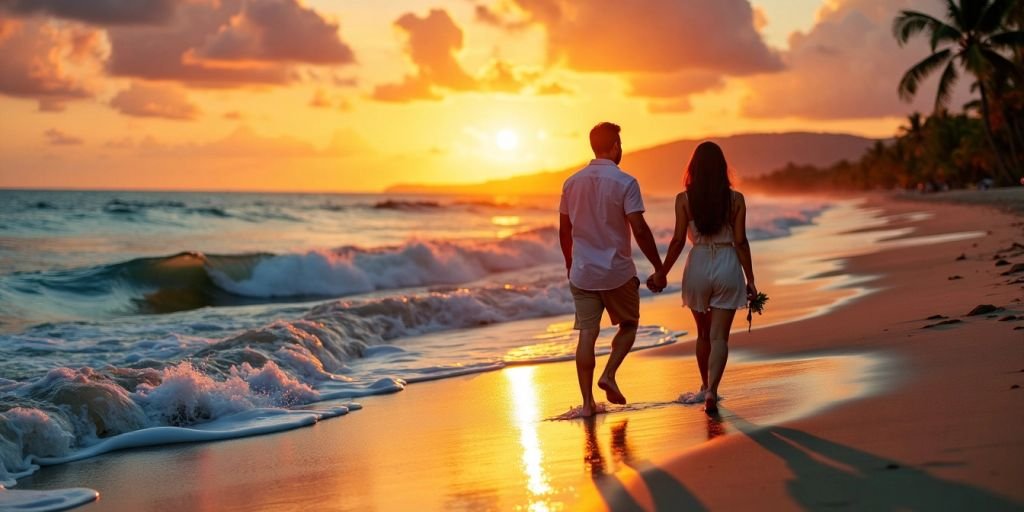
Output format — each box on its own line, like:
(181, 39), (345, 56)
(747, 292), (769, 332)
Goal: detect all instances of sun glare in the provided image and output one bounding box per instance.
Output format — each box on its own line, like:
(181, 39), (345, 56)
(496, 129), (519, 151)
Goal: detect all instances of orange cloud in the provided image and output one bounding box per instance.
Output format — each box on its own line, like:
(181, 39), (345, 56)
(374, 9), (566, 102)
(373, 75), (439, 103)
(646, 97), (696, 114)
(492, 0), (781, 75)
(628, 71), (726, 98)
(0, 17), (105, 111)
(534, 81), (570, 95)
(626, 70), (726, 113)
(309, 88), (351, 110)
(44, 128), (82, 145)
(740, 0), (970, 120)
(0, 0), (178, 25)
(752, 6), (769, 31)
(110, 82), (200, 120)
(199, 0), (354, 65)
(105, 0), (353, 87)
(101, 126), (368, 158)
(475, 0), (779, 113)
(373, 8), (476, 102)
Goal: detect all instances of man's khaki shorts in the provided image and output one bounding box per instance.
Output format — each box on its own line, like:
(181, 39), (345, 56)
(569, 276), (641, 330)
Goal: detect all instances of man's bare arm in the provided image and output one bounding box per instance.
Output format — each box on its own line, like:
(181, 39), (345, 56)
(627, 212), (664, 278)
(559, 213), (573, 279)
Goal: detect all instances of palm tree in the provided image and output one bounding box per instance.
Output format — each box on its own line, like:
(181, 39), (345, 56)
(899, 112), (927, 184)
(893, 0), (1024, 183)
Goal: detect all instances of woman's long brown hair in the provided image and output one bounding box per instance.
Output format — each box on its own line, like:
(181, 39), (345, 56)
(684, 141), (731, 235)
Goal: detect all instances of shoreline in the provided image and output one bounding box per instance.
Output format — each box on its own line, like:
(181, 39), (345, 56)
(9, 191), (1024, 510)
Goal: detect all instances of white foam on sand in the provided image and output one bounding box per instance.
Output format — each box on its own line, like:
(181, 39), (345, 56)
(0, 486), (98, 512)
(33, 406), (353, 468)
(550, 403), (609, 421)
(675, 391), (729, 405)
(0, 360), (367, 488)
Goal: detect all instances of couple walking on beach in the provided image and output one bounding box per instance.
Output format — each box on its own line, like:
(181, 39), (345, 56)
(559, 122), (757, 417)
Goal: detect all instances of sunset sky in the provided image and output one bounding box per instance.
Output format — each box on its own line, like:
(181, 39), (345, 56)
(0, 0), (969, 192)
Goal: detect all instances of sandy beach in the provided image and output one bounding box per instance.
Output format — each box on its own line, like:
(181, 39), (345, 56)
(11, 191), (1024, 511)
(583, 191), (1024, 510)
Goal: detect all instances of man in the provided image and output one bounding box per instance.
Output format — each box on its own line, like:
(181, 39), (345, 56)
(559, 122), (667, 417)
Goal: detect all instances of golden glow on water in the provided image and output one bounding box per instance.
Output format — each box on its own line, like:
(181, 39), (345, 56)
(505, 366), (555, 510)
(491, 215), (522, 227)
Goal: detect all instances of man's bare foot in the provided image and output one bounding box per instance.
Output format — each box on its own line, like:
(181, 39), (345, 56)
(598, 376), (627, 405)
(581, 401), (602, 417)
(704, 390), (718, 414)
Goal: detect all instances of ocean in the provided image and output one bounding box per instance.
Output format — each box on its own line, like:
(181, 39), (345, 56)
(0, 189), (829, 486)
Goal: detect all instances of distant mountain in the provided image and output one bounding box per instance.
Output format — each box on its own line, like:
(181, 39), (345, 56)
(386, 132), (879, 196)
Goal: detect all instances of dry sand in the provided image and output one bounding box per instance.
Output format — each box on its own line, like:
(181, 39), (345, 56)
(16, 191), (1024, 511)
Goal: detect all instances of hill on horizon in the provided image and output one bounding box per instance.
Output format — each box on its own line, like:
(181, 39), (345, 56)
(387, 132), (879, 196)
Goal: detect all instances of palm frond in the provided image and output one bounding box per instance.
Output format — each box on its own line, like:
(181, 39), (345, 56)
(962, 45), (988, 74)
(979, 0), (1015, 32)
(961, 0), (989, 30)
(930, 22), (964, 51)
(934, 59), (960, 111)
(892, 11), (930, 44)
(892, 11), (963, 49)
(945, 0), (965, 28)
(980, 48), (1023, 79)
(988, 30), (1024, 47)
(898, 49), (953, 101)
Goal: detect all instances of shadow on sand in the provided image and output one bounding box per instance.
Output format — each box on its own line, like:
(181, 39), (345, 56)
(586, 410), (1020, 511)
(584, 416), (707, 511)
(729, 414), (1021, 511)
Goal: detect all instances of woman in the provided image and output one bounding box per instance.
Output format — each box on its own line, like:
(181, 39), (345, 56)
(650, 141), (756, 413)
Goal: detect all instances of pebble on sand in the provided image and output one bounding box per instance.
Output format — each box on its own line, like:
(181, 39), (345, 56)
(967, 304), (1000, 316)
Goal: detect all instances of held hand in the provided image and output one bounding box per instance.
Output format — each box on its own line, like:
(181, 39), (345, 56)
(646, 272), (666, 293)
(645, 275), (657, 292)
(746, 281), (758, 302)
(654, 272), (667, 291)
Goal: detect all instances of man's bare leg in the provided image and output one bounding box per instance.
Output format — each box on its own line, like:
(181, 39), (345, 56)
(576, 327), (601, 416)
(598, 321), (637, 404)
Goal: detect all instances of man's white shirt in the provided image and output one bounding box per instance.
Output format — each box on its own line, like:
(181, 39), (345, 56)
(559, 159), (645, 290)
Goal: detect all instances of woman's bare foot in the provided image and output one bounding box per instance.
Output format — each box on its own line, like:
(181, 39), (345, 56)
(704, 390), (718, 414)
(598, 376), (627, 405)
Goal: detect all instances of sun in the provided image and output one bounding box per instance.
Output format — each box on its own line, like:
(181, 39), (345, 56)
(495, 129), (519, 151)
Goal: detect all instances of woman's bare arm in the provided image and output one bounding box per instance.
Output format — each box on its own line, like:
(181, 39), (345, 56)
(732, 192), (756, 295)
(660, 193), (690, 276)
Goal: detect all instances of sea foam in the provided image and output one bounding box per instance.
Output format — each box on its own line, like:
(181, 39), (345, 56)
(0, 279), (675, 488)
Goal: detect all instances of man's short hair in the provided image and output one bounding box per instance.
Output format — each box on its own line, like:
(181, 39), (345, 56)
(589, 122), (621, 154)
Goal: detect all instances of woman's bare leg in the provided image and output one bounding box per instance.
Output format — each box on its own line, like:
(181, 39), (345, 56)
(706, 307), (737, 410)
(690, 309), (712, 391)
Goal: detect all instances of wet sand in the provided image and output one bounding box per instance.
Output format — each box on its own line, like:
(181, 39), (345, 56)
(14, 191), (1024, 510)
(583, 191), (1024, 510)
